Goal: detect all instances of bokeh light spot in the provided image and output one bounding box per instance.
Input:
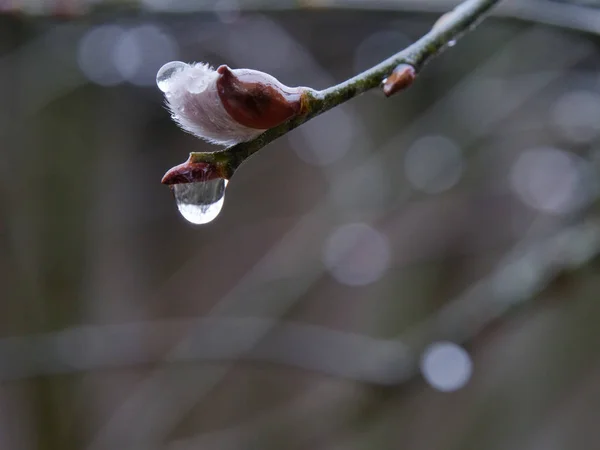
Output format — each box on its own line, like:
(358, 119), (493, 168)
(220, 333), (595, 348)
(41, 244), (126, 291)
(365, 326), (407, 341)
(551, 90), (600, 144)
(509, 147), (585, 215)
(404, 135), (464, 194)
(114, 25), (179, 86)
(78, 24), (178, 87)
(77, 24), (126, 86)
(421, 341), (473, 392)
(323, 223), (391, 286)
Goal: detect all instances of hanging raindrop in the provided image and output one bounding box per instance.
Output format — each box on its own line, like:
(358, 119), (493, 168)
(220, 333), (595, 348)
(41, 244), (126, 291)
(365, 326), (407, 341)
(447, 39), (457, 47)
(156, 61), (189, 93)
(172, 178), (229, 225)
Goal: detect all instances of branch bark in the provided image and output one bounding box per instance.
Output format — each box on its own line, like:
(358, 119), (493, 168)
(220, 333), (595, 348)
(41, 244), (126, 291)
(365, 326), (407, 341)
(162, 0), (502, 183)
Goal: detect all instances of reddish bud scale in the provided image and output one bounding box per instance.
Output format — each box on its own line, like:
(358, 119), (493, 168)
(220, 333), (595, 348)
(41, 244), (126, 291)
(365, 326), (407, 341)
(382, 64), (416, 97)
(161, 160), (222, 185)
(216, 65), (303, 130)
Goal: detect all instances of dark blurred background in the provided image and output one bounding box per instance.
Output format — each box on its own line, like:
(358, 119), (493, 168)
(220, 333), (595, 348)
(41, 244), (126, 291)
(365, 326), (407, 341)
(2, 0), (600, 449)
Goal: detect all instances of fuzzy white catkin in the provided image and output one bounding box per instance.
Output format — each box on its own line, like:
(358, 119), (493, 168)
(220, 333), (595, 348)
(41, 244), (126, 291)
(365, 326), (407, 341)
(160, 63), (265, 146)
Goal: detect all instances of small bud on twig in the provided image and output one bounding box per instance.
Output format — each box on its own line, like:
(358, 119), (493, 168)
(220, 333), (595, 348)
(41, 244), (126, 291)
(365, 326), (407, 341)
(382, 64), (416, 97)
(161, 158), (223, 185)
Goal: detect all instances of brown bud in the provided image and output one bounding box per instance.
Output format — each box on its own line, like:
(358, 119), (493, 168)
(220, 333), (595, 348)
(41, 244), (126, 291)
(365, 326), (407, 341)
(161, 159), (223, 185)
(382, 64), (416, 97)
(216, 65), (303, 130)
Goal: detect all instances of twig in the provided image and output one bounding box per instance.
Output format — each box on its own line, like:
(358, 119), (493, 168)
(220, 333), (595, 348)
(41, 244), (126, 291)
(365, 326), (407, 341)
(162, 0), (502, 182)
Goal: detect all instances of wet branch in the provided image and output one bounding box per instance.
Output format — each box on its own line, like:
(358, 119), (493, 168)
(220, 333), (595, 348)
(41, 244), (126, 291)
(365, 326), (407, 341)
(162, 0), (502, 183)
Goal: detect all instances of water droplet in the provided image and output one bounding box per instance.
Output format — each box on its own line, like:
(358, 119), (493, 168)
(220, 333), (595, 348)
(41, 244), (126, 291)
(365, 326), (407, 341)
(447, 39), (457, 47)
(156, 60), (188, 93)
(172, 178), (228, 225)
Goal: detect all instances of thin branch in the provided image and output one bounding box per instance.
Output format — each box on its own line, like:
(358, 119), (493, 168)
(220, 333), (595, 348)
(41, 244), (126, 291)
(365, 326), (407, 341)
(162, 0), (502, 182)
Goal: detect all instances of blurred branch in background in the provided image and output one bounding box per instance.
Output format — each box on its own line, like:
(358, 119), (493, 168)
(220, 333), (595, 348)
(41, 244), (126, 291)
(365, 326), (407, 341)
(0, 218), (598, 384)
(3, 0), (600, 36)
(312, 0), (600, 36)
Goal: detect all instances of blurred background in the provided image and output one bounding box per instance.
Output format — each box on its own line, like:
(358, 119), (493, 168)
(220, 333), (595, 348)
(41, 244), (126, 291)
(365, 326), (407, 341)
(2, 0), (600, 449)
